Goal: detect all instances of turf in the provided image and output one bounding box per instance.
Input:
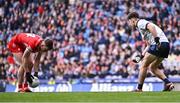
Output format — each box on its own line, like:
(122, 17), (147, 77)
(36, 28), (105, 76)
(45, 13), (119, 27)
(0, 92), (180, 102)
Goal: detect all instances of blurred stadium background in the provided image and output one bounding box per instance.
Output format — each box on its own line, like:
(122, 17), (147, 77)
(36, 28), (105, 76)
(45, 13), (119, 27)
(0, 0), (179, 92)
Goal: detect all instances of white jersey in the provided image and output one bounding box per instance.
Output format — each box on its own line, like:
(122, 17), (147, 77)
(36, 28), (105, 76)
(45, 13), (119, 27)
(136, 19), (169, 45)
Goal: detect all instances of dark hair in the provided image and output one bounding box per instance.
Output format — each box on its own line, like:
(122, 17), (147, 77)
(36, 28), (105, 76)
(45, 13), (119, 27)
(44, 38), (53, 50)
(127, 12), (139, 20)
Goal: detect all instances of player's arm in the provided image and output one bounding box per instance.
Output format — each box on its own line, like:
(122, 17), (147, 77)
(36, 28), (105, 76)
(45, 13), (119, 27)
(133, 47), (148, 63)
(142, 45), (149, 56)
(147, 23), (158, 37)
(33, 52), (42, 77)
(22, 47), (32, 72)
(133, 41), (149, 63)
(142, 41), (150, 56)
(146, 23), (160, 45)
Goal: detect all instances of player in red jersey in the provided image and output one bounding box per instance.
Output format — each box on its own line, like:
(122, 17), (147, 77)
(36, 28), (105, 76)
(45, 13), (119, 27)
(7, 33), (53, 92)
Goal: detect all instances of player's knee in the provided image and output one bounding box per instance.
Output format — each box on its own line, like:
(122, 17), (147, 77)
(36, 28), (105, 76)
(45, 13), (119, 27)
(139, 65), (148, 71)
(141, 62), (149, 69)
(141, 59), (151, 69)
(18, 65), (24, 74)
(28, 62), (33, 70)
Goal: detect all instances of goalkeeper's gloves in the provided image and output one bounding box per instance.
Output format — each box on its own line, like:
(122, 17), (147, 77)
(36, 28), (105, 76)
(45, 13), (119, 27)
(26, 72), (34, 84)
(132, 55), (144, 63)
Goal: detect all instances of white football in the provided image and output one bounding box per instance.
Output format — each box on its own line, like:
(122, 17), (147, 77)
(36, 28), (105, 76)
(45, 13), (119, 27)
(29, 76), (40, 88)
(132, 55), (141, 63)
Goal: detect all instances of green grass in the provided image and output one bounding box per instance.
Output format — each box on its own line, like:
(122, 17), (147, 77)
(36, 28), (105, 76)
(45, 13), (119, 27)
(0, 92), (180, 102)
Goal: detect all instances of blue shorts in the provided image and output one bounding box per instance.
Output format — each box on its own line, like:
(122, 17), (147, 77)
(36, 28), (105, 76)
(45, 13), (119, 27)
(147, 42), (170, 58)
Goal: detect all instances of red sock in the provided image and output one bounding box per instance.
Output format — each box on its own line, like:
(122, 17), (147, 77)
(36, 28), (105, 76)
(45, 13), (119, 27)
(18, 84), (23, 89)
(23, 83), (28, 89)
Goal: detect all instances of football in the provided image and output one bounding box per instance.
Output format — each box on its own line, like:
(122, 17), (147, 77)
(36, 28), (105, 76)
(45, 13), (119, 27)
(29, 76), (40, 88)
(132, 55), (140, 63)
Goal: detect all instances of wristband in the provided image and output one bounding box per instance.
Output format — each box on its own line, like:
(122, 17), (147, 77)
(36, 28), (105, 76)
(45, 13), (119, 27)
(154, 37), (160, 44)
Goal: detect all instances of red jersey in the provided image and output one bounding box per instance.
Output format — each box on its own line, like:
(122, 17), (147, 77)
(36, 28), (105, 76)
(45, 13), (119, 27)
(7, 33), (43, 53)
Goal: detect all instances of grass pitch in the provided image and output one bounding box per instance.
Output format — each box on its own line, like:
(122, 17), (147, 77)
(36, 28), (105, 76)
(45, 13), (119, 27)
(0, 92), (180, 102)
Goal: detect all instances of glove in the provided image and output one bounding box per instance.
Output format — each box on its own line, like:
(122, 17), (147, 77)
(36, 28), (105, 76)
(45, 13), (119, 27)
(26, 72), (34, 84)
(154, 37), (161, 50)
(132, 55), (144, 63)
(34, 72), (38, 78)
(154, 37), (163, 51)
(154, 37), (160, 45)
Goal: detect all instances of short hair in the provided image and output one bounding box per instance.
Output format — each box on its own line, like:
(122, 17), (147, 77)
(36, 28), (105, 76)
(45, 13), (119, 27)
(127, 12), (139, 20)
(44, 38), (53, 50)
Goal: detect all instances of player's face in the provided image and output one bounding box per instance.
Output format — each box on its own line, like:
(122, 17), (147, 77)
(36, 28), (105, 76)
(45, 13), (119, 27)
(40, 42), (49, 52)
(128, 19), (136, 29)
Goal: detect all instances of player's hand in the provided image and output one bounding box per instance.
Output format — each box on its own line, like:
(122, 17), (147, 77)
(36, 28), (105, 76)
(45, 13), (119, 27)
(132, 55), (144, 63)
(26, 72), (34, 84)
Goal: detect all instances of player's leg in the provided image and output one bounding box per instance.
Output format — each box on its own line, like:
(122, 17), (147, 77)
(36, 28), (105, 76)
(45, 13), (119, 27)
(149, 57), (174, 91)
(23, 57), (33, 92)
(136, 52), (156, 91)
(7, 40), (33, 92)
(13, 53), (34, 92)
(13, 53), (24, 92)
(150, 58), (166, 80)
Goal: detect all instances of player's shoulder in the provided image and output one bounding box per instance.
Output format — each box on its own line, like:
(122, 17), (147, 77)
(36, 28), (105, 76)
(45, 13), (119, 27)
(137, 19), (149, 25)
(137, 19), (150, 29)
